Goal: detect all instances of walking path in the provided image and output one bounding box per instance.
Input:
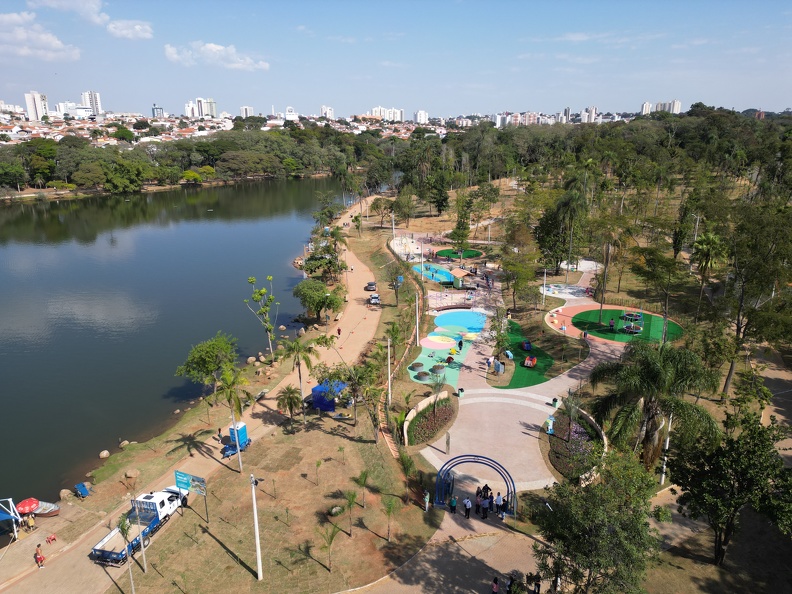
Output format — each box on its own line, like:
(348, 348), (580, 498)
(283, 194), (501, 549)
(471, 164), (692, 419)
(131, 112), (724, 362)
(0, 203), (384, 594)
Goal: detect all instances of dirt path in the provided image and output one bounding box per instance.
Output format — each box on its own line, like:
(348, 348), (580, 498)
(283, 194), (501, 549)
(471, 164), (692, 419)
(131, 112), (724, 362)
(0, 202), (384, 594)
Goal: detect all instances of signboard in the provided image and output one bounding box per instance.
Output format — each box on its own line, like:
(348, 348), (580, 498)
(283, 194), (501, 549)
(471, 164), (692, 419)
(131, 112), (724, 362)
(175, 470), (207, 497)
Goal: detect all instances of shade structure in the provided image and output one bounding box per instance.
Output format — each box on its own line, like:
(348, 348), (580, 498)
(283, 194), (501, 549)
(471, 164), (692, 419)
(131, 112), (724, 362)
(16, 498), (39, 515)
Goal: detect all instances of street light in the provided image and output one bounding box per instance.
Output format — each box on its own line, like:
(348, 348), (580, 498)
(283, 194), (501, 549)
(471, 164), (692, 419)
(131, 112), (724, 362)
(250, 475), (264, 581)
(325, 293), (331, 335)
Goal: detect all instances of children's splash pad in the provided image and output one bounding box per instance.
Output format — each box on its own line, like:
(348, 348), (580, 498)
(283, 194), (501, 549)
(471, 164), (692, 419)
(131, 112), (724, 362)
(409, 309), (487, 387)
(571, 309), (683, 343)
(413, 264), (454, 283)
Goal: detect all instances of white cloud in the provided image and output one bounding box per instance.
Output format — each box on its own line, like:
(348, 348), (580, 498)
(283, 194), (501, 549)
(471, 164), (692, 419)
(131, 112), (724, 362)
(555, 32), (609, 42)
(379, 60), (406, 68)
(27, 0), (109, 25)
(0, 11), (80, 61)
(107, 20), (152, 40)
(164, 41), (269, 71)
(555, 53), (601, 65)
(327, 35), (356, 44)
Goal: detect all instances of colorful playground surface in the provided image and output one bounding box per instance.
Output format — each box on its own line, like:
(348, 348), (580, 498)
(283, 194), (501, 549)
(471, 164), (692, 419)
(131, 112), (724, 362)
(435, 248), (483, 259)
(494, 321), (554, 390)
(408, 309), (487, 387)
(570, 308), (683, 343)
(412, 263), (454, 283)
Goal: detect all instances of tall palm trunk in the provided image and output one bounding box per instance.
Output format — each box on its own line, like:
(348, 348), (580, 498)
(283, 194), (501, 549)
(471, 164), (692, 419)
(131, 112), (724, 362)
(565, 221), (574, 285)
(230, 404), (243, 473)
(296, 361), (307, 424)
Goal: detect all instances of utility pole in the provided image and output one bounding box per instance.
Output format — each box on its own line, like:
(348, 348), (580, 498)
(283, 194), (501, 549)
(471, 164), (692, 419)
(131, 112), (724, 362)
(250, 475), (263, 581)
(133, 497), (148, 573)
(415, 293), (420, 344)
(387, 338), (392, 408)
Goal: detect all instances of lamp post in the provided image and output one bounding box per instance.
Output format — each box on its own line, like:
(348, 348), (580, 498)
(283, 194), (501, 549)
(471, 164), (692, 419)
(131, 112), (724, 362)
(387, 337), (392, 408)
(250, 475), (263, 581)
(542, 268), (547, 307)
(325, 293), (331, 335)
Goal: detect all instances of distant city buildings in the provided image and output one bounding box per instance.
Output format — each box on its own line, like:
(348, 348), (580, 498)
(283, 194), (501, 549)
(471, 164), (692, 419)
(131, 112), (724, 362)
(240, 106), (254, 118)
(370, 106), (404, 122)
(320, 105), (335, 120)
(651, 99), (682, 114)
(81, 91), (103, 116)
(641, 101), (652, 115)
(152, 104), (165, 118)
(185, 97), (218, 118)
(24, 91), (49, 121)
(414, 110), (429, 125)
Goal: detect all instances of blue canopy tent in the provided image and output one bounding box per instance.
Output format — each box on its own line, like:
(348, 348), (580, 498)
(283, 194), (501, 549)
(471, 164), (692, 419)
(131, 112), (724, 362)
(310, 380), (347, 412)
(0, 498), (22, 540)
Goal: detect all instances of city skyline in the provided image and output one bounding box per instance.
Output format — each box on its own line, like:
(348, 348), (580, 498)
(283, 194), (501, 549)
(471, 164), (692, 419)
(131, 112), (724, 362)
(1, 0), (791, 118)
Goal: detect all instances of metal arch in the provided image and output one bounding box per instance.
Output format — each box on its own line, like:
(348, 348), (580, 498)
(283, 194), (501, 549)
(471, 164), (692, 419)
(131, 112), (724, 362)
(433, 454), (518, 516)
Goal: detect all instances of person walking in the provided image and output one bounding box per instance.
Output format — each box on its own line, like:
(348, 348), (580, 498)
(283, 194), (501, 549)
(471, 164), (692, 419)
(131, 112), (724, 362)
(463, 496), (472, 519)
(489, 493), (495, 518)
(423, 489), (430, 513)
(337, 327), (342, 337)
(495, 492), (503, 516)
(450, 495), (457, 514)
(34, 544), (45, 569)
(475, 493), (482, 515)
(481, 495), (489, 519)
(491, 576), (499, 593)
(609, 318), (615, 332)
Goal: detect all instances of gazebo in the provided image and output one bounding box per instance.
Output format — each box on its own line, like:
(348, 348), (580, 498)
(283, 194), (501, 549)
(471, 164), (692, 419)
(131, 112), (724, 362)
(449, 267), (473, 289)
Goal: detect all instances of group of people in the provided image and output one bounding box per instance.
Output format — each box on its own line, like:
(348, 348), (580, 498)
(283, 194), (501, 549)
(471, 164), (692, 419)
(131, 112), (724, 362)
(491, 574), (544, 593)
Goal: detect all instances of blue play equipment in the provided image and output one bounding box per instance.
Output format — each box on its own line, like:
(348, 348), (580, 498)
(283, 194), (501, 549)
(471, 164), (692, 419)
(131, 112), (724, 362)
(310, 380), (347, 412)
(75, 483), (94, 499)
(433, 454), (517, 517)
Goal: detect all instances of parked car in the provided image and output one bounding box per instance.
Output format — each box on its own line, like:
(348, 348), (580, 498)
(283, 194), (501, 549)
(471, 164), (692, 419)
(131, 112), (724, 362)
(365, 282), (377, 291)
(368, 293), (380, 305)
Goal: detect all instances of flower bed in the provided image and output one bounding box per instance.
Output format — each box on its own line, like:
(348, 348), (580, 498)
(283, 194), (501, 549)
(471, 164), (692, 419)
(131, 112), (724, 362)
(547, 411), (601, 480)
(407, 399), (453, 445)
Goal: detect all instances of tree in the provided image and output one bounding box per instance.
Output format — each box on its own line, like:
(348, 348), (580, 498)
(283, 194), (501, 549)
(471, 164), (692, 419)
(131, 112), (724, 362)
(217, 365), (252, 472)
(382, 497), (398, 543)
(533, 452), (664, 594)
(356, 470), (370, 509)
(0, 162), (27, 189)
(344, 490), (358, 536)
(691, 232), (727, 324)
(555, 190), (588, 285)
(370, 196), (393, 228)
(181, 169), (202, 184)
(316, 522), (342, 571)
(670, 414), (792, 565)
(111, 126), (135, 142)
(630, 246), (684, 343)
(175, 331), (238, 424)
(280, 337), (319, 425)
(590, 341), (720, 469)
(245, 276), (278, 360)
(72, 162), (105, 189)
(117, 513), (137, 594)
(292, 278), (343, 323)
(276, 384), (302, 432)
(393, 186), (416, 227)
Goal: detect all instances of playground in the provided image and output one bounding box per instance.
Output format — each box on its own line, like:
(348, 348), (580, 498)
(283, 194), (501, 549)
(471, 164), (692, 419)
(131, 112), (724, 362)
(493, 321), (554, 389)
(435, 248), (483, 260)
(570, 308), (684, 343)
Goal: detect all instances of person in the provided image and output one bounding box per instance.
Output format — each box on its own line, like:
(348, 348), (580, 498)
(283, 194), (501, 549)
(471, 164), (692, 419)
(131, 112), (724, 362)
(217, 428), (222, 441)
(35, 544), (45, 569)
(463, 496), (472, 519)
(423, 489), (430, 513)
(495, 492), (503, 516)
(489, 493), (495, 518)
(450, 495), (457, 514)
(475, 492), (482, 515)
(486, 357), (493, 373)
(481, 495), (489, 519)
(506, 574), (515, 593)
(609, 318), (615, 332)
(337, 327), (342, 337)
(482, 484), (490, 499)
(26, 514), (35, 532)
(458, 339), (464, 350)
(350, 266), (354, 273)
(491, 576), (499, 593)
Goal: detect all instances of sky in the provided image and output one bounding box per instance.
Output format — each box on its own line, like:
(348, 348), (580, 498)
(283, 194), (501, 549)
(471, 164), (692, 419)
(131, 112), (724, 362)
(1, 0), (791, 119)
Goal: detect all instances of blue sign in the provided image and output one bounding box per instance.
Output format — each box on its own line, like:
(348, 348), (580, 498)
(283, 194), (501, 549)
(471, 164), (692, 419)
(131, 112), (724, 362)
(175, 470), (206, 497)
(397, 275), (404, 283)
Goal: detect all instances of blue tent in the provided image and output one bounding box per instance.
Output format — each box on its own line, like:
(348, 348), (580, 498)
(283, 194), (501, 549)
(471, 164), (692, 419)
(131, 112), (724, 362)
(310, 380), (347, 412)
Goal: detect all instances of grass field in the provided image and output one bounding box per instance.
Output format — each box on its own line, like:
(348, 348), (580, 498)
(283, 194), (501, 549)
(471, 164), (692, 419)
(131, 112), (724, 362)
(435, 248), (483, 259)
(494, 320), (555, 389)
(571, 309), (684, 343)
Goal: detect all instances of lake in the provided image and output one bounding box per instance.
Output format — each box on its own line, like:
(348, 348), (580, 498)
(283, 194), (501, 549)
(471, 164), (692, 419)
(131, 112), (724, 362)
(0, 178), (335, 502)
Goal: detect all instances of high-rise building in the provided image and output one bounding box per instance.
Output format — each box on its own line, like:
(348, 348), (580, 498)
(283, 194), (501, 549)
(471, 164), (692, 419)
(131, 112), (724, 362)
(414, 110), (429, 124)
(80, 90), (102, 115)
(204, 98), (217, 118)
(641, 101), (652, 115)
(588, 106), (598, 121)
(564, 107), (571, 121)
(371, 106), (404, 122)
(152, 104), (164, 118)
(24, 91), (49, 120)
(671, 99), (682, 114)
(320, 105), (335, 119)
(240, 106), (254, 118)
(580, 111), (590, 124)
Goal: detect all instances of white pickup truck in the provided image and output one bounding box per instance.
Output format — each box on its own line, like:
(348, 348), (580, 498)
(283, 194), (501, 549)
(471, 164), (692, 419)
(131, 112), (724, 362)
(91, 486), (188, 566)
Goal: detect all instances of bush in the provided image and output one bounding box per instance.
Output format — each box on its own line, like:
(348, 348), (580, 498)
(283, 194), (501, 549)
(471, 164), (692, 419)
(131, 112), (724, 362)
(407, 399), (453, 445)
(547, 412), (601, 480)
(398, 448), (415, 478)
(45, 181), (76, 190)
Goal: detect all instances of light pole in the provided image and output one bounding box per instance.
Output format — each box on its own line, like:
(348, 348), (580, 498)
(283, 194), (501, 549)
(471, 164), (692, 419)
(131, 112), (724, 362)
(387, 337), (392, 408)
(250, 474), (263, 581)
(542, 268), (547, 307)
(415, 292), (420, 344)
(325, 293), (331, 335)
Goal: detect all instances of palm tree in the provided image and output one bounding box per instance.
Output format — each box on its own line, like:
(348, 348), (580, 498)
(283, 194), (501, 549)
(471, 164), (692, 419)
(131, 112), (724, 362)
(382, 497), (398, 543)
(555, 190), (587, 285)
(117, 513), (137, 594)
(280, 337), (319, 425)
(344, 490), (358, 536)
(691, 232), (727, 324)
(590, 341), (720, 469)
(218, 365), (252, 472)
(356, 470), (370, 509)
(316, 523), (342, 572)
(276, 385), (302, 432)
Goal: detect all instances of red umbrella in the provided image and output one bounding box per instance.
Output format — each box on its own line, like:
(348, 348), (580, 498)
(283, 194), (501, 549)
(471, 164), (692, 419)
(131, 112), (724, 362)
(16, 498), (39, 515)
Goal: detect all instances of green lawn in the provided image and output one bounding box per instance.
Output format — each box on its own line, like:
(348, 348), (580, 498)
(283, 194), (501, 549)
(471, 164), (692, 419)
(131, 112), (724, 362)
(435, 248), (483, 259)
(571, 309), (684, 343)
(496, 320), (555, 389)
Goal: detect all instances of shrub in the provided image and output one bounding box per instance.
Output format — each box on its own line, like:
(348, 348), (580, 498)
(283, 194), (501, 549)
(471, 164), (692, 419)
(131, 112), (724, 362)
(547, 412), (601, 480)
(398, 448), (415, 478)
(407, 399), (453, 445)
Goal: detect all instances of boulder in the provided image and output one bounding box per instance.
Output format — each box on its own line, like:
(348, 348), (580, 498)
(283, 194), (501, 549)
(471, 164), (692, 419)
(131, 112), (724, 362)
(59, 489), (73, 501)
(278, 325), (287, 331)
(276, 344), (284, 350)
(125, 469), (140, 479)
(246, 356), (256, 364)
(119, 440), (130, 448)
(259, 355), (266, 362)
(297, 327), (306, 337)
(174, 409), (181, 414)
(99, 450), (110, 459)
(253, 361), (261, 367)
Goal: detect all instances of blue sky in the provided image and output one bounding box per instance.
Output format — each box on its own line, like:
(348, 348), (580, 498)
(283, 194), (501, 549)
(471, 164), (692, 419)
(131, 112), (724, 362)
(1, 0), (790, 118)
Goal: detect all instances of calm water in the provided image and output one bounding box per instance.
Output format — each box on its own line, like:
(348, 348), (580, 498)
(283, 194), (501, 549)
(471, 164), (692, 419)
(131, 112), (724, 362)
(0, 179), (334, 502)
